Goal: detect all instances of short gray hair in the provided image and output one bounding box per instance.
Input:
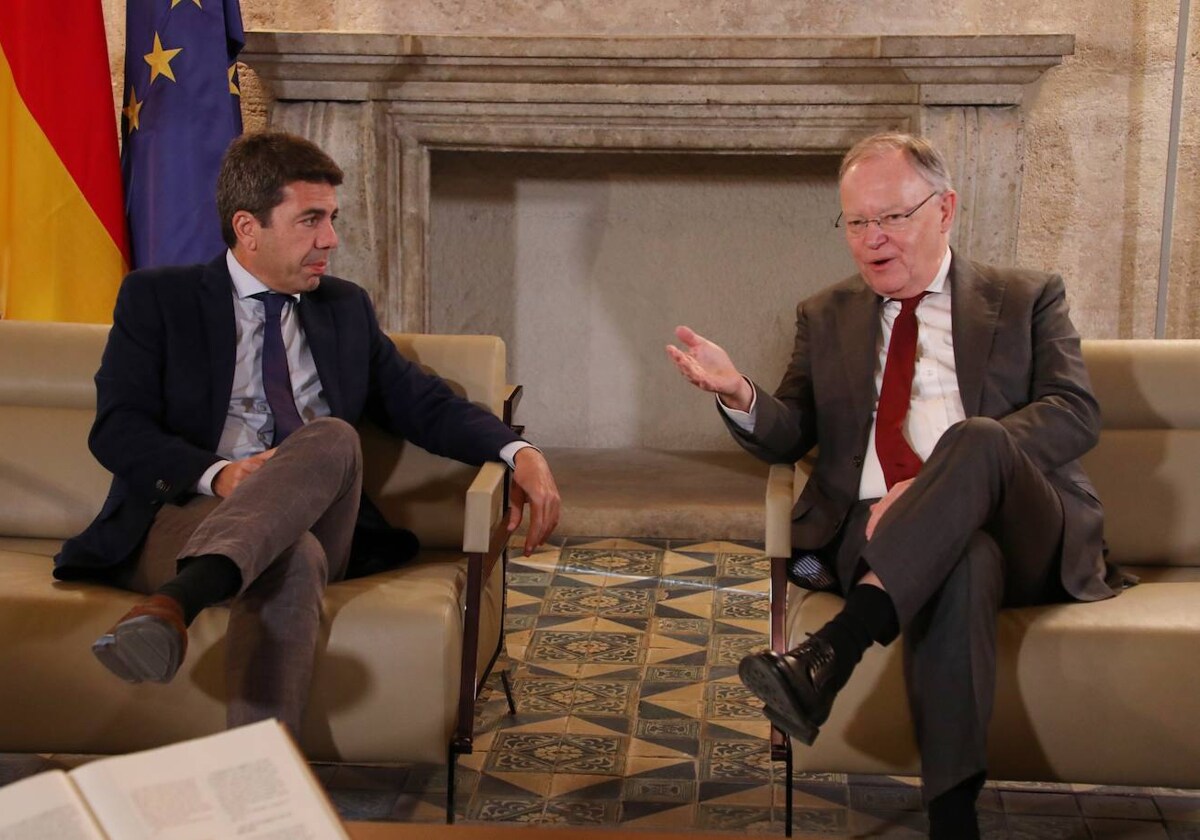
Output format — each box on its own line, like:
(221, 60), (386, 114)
(839, 132), (953, 193)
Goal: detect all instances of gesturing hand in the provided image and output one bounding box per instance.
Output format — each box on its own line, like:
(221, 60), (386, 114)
(213, 449), (277, 498)
(507, 447), (562, 556)
(665, 325), (754, 412)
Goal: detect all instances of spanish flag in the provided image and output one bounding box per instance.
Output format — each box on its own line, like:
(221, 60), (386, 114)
(0, 2), (128, 323)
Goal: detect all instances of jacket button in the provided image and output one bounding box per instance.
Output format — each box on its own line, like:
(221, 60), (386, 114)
(155, 479), (169, 492)
(852, 456), (864, 468)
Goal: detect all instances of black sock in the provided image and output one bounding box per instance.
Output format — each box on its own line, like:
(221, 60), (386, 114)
(928, 772), (984, 840)
(155, 554), (242, 626)
(811, 583), (899, 686)
(842, 581), (901, 646)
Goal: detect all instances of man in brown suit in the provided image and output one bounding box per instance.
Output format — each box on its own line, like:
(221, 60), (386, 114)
(667, 132), (1125, 838)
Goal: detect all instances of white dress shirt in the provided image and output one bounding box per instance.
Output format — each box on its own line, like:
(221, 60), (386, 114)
(721, 248), (965, 501)
(196, 252), (333, 494)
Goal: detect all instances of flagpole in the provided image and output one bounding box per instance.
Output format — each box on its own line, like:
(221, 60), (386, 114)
(1156, 0), (1191, 339)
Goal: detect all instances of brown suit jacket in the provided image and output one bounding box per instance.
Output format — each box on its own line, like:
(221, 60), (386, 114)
(724, 256), (1117, 602)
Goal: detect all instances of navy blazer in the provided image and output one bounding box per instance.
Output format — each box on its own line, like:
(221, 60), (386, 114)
(55, 255), (520, 578)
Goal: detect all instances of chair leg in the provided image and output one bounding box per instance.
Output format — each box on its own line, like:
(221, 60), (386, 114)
(784, 736), (793, 837)
(446, 749), (458, 824)
(500, 667), (517, 715)
(498, 545), (517, 717)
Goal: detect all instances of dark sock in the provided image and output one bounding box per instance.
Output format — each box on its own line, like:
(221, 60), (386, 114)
(842, 580), (901, 645)
(928, 772), (984, 840)
(812, 582), (899, 686)
(155, 554), (242, 626)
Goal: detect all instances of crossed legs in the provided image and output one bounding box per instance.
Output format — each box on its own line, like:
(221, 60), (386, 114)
(741, 417), (1068, 830)
(94, 417), (363, 735)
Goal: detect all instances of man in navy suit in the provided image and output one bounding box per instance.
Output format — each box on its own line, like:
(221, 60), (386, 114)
(56, 132), (561, 734)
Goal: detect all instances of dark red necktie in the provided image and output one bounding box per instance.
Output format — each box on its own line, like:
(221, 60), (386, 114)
(874, 292), (928, 489)
(254, 292), (304, 445)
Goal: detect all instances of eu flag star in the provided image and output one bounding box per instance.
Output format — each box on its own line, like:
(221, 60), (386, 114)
(228, 63), (240, 95)
(144, 33), (182, 84)
(123, 88), (144, 131)
(170, 0), (203, 7)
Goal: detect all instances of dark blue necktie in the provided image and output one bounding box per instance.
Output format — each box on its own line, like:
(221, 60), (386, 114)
(254, 292), (304, 445)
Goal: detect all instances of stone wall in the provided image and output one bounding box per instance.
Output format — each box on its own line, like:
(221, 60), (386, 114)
(428, 151), (854, 449)
(98, 0), (1197, 341)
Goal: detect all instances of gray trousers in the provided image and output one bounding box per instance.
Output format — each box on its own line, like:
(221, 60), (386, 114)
(828, 417), (1066, 803)
(118, 417), (363, 735)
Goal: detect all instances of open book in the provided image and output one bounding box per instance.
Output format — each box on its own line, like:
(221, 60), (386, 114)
(0, 719), (349, 839)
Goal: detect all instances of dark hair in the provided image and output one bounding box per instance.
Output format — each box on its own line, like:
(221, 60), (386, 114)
(216, 132), (344, 247)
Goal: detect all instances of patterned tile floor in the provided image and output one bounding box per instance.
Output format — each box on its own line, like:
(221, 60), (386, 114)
(4, 536), (1198, 838)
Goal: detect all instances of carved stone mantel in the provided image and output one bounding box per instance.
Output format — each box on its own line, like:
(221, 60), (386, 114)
(243, 33), (1075, 331)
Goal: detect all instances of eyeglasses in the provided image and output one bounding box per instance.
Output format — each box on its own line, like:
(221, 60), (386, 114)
(835, 191), (942, 236)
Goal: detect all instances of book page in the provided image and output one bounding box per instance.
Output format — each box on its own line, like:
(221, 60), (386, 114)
(0, 770), (108, 840)
(70, 720), (349, 840)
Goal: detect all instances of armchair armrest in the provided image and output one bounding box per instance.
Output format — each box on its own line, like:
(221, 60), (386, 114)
(464, 461), (507, 554)
(503, 384), (524, 433)
(455, 460), (511, 756)
(765, 463), (796, 559)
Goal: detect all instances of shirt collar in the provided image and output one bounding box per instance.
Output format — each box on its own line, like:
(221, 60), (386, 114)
(226, 250), (301, 302)
(883, 246), (952, 304)
(926, 247), (953, 296)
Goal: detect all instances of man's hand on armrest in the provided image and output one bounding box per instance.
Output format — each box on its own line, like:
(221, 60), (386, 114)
(507, 447), (561, 556)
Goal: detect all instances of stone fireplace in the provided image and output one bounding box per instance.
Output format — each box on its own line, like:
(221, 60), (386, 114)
(427, 149), (851, 450)
(241, 32), (1074, 535)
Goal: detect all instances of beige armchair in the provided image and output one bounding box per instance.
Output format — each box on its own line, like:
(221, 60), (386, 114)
(0, 320), (521, 823)
(763, 339), (1200, 837)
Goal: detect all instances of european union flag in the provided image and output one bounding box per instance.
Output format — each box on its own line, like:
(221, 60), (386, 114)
(121, 0), (243, 269)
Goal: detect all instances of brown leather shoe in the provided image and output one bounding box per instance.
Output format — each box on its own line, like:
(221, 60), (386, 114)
(92, 594), (188, 683)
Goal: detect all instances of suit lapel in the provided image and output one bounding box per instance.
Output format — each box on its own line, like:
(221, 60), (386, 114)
(950, 255), (1003, 417)
(199, 257), (236, 446)
(298, 294), (343, 417)
(834, 279), (882, 423)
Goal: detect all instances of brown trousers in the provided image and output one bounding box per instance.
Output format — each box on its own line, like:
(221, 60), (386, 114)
(118, 417), (363, 735)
